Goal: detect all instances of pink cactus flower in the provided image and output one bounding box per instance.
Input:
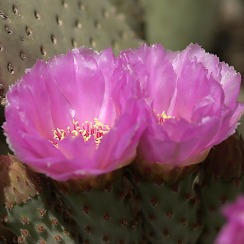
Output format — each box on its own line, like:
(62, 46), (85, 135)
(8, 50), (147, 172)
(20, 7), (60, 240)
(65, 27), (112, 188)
(3, 48), (146, 181)
(121, 44), (244, 167)
(216, 196), (244, 244)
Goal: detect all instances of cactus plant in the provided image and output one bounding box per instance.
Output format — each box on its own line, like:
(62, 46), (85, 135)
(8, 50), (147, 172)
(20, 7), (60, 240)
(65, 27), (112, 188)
(196, 134), (244, 243)
(53, 171), (141, 243)
(0, 0), (140, 96)
(0, 155), (79, 243)
(128, 166), (202, 243)
(0, 0), (140, 242)
(0, 1), (244, 244)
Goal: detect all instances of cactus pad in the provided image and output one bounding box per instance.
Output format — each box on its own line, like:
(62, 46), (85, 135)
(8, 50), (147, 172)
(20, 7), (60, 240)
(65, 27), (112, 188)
(53, 170), (141, 243)
(0, 0), (140, 96)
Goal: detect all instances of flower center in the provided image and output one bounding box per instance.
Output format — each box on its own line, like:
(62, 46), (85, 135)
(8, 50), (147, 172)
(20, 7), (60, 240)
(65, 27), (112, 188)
(156, 111), (174, 125)
(52, 118), (110, 147)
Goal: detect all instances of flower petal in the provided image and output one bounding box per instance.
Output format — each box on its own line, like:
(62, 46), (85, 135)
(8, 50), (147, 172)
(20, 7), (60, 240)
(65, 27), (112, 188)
(128, 43), (244, 167)
(3, 47), (145, 181)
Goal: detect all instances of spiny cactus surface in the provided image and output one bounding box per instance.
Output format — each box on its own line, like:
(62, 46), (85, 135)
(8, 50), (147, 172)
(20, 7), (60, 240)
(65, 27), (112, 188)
(0, 155), (79, 243)
(4, 195), (78, 244)
(0, 0), (140, 96)
(54, 171), (141, 244)
(196, 134), (244, 243)
(130, 168), (202, 243)
(196, 176), (244, 244)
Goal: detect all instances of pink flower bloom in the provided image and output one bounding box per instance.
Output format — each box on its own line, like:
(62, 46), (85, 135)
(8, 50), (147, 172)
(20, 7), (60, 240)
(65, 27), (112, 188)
(3, 48), (146, 181)
(216, 196), (244, 244)
(121, 44), (244, 167)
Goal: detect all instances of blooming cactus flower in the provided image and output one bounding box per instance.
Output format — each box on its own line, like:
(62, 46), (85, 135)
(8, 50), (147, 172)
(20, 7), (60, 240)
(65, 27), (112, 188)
(216, 196), (244, 244)
(3, 48), (146, 181)
(121, 44), (244, 167)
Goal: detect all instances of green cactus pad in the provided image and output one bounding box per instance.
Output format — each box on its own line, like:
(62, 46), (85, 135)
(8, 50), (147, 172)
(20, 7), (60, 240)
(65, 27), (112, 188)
(0, 0), (140, 96)
(53, 170), (141, 243)
(129, 167), (202, 243)
(196, 175), (244, 244)
(0, 155), (78, 243)
(3, 195), (78, 244)
(196, 134), (244, 243)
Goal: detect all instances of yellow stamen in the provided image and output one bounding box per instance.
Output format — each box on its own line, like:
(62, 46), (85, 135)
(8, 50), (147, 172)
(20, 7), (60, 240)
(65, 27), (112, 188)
(51, 118), (110, 147)
(157, 111), (174, 125)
